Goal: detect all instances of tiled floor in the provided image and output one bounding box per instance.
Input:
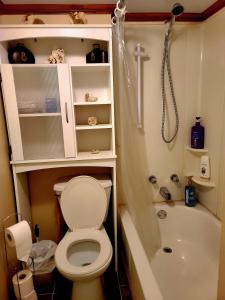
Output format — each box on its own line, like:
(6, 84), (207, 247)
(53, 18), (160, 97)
(35, 255), (132, 300)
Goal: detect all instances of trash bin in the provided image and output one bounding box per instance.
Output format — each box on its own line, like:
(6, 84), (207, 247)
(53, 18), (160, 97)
(27, 240), (57, 294)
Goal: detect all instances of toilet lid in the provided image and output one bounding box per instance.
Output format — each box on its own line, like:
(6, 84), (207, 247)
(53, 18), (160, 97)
(60, 176), (108, 230)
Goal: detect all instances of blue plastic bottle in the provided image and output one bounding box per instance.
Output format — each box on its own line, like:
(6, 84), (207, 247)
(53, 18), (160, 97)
(185, 177), (196, 207)
(191, 117), (205, 149)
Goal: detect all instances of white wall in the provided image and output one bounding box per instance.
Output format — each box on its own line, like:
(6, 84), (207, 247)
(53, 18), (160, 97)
(197, 9), (225, 219)
(124, 22), (202, 202)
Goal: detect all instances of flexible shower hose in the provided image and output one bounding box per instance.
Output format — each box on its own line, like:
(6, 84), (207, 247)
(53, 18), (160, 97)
(161, 34), (179, 143)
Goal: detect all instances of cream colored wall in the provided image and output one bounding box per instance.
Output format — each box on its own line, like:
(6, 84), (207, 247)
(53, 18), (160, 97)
(124, 22), (202, 202)
(195, 9), (225, 219)
(0, 14), (111, 24)
(0, 93), (16, 300)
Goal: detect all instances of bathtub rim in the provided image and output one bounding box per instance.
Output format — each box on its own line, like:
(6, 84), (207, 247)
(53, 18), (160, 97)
(119, 205), (163, 300)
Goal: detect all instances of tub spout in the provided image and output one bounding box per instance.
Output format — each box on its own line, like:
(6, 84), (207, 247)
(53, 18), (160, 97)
(160, 187), (171, 201)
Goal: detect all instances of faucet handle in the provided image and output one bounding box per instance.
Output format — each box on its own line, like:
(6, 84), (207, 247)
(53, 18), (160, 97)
(148, 175), (157, 184)
(170, 174), (179, 183)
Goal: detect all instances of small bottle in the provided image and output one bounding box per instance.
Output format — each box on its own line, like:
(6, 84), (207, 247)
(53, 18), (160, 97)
(191, 117), (205, 149)
(185, 177), (196, 207)
(200, 155), (210, 180)
(86, 43), (101, 63)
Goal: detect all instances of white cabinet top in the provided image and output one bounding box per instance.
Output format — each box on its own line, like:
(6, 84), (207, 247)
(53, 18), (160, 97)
(0, 24), (112, 42)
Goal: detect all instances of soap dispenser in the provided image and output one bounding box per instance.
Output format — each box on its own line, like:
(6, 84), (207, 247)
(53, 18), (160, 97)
(200, 155), (210, 180)
(191, 117), (205, 149)
(185, 177), (196, 207)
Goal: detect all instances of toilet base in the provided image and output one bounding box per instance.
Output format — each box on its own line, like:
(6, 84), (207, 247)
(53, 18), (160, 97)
(71, 277), (105, 300)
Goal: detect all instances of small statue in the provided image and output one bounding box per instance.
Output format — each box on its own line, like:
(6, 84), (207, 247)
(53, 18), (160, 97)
(85, 93), (98, 102)
(48, 48), (65, 64)
(91, 149), (100, 154)
(69, 12), (87, 24)
(22, 15), (45, 24)
(88, 117), (98, 126)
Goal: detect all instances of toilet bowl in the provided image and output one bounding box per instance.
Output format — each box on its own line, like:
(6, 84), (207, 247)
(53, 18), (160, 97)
(54, 176), (113, 300)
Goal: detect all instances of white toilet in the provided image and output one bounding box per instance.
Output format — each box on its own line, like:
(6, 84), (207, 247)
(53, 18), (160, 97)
(54, 176), (113, 300)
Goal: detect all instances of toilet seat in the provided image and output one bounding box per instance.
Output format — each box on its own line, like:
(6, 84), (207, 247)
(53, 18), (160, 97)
(60, 176), (108, 230)
(55, 229), (112, 280)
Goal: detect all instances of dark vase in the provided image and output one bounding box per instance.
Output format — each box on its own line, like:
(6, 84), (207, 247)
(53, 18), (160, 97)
(8, 44), (35, 64)
(86, 44), (102, 63)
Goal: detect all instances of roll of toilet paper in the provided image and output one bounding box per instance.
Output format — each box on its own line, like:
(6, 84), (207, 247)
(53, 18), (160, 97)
(12, 269), (34, 299)
(5, 221), (32, 262)
(21, 290), (38, 300)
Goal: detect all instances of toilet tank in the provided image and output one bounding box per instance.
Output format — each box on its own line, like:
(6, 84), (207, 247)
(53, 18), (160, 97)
(53, 176), (112, 221)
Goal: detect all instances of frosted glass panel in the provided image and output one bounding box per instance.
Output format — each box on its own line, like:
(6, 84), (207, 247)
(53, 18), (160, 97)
(13, 66), (60, 114)
(20, 116), (64, 160)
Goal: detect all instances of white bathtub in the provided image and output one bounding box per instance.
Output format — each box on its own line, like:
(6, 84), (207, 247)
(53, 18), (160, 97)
(119, 201), (221, 300)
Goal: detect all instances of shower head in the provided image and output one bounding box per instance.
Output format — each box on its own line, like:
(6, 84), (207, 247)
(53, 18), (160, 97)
(171, 3), (184, 17)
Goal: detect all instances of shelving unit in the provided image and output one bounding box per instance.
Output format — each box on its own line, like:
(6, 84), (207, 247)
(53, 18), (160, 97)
(0, 25), (118, 270)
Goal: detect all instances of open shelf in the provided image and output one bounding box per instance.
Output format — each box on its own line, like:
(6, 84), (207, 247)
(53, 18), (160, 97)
(192, 176), (215, 188)
(71, 65), (111, 104)
(70, 63), (110, 70)
(185, 146), (208, 154)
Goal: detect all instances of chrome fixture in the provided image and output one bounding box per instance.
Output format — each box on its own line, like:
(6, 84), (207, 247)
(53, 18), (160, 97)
(161, 3), (184, 144)
(149, 175), (157, 184)
(170, 174), (179, 183)
(160, 187), (171, 201)
(157, 209), (167, 219)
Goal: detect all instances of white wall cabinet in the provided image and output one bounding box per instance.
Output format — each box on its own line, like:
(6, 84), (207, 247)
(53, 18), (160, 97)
(1, 62), (115, 162)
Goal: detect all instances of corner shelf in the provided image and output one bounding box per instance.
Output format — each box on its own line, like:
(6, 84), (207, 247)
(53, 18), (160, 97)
(185, 146), (208, 154)
(192, 176), (215, 188)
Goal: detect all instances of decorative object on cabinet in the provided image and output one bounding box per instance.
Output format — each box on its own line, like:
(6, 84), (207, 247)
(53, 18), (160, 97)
(85, 93), (98, 102)
(91, 149), (100, 154)
(8, 44), (35, 64)
(22, 14), (45, 24)
(69, 12), (87, 24)
(86, 43), (102, 63)
(48, 48), (65, 64)
(45, 98), (58, 113)
(88, 116), (98, 126)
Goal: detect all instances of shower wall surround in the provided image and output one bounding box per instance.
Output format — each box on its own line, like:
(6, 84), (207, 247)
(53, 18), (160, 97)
(124, 23), (202, 203)
(124, 10), (225, 219)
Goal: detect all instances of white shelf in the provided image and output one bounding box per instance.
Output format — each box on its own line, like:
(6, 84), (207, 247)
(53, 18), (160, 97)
(77, 150), (114, 159)
(70, 63), (110, 71)
(76, 124), (112, 130)
(192, 176), (215, 188)
(74, 101), (111, 106)
(19, 113), (61, 117)
(185, 146), (208, 154)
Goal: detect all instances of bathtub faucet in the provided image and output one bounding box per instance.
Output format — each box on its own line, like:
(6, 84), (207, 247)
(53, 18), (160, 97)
(160, 187), (171, 201)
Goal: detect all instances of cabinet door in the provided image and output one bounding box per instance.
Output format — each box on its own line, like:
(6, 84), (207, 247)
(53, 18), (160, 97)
(1, 64), (76, 161)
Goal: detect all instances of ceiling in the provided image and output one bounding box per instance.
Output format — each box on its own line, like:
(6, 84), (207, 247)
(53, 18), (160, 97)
(0, 0), (218, 13)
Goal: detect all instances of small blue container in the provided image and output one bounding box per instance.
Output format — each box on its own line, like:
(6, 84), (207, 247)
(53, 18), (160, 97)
(185, 185), (196, 207)
(45, 98), (58, 113)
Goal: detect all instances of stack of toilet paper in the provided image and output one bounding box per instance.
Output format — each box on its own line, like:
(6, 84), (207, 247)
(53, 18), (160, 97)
(12, 269), (37, 300)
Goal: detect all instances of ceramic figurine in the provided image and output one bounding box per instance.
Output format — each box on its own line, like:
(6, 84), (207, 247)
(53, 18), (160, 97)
(8, 44), (35, 64)
(48, 48), (65, 64)
(91, 149), (100, 154)
(85, 93), (98, 102)
(88, 117), (98, 126)
(69, 12), (87, 24)
(22, 14), (45, 24)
